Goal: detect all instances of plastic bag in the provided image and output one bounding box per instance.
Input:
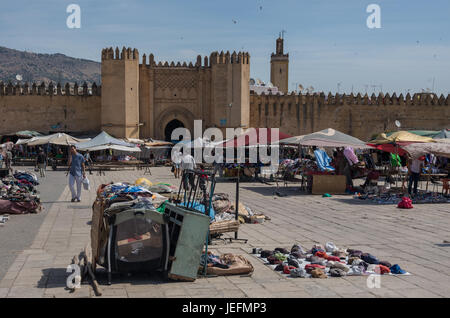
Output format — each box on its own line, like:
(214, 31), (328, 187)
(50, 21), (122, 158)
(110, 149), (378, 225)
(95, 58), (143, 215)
(82, 176), (90, 191)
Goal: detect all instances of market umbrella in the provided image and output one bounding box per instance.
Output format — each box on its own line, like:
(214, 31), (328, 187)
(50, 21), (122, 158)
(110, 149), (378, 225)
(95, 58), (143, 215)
(283, 128), (370, 149)
(368, 131), (435, 155)
(385, 130), (440, 138)
(402, 141), (450, 159)
(27, 133), (90, 146)
(221, 128), (292, 148)
(369, 131), (435, 145)
(145, 139), (173, 147)
(433, 129), (450, 140)
(14, 130), (43, 138)
(278, 134), (306, 145)
(15, 138), (32, 145)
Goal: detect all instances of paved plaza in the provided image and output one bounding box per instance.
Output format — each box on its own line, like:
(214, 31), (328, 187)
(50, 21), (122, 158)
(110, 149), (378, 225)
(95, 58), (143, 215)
(1, 166), (450, 298)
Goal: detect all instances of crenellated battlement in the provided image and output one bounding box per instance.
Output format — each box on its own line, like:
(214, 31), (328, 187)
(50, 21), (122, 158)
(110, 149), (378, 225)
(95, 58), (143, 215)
(0, 81), (101, 96)
(140, 53), (212, 69)
(250, 91), (450, 107)
(101, 47), (139, 61)
(209, 51), (250, 65)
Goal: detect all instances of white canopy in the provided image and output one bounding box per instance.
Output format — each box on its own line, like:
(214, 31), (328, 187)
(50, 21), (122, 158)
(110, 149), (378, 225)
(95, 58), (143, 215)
(403, 141), (450, 159)
(280, 128), (370, 149)
(27, 133), (90, 146)
(86, 144), (141, 152)
(76, 131), (138, 152)
(15, 138), (32, 145)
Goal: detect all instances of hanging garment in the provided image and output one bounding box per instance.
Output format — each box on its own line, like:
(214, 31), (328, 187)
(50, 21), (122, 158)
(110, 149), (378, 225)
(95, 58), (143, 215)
(313, 149), (335, 172)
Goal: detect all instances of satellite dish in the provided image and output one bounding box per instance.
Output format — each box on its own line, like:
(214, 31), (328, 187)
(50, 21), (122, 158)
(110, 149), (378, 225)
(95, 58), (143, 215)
(249, 78), (256, 85)
(16, 74), (23, 81)
(267, 82), (273, 88)
(256, 78), (262, 85)
(395, 120), (401, 128)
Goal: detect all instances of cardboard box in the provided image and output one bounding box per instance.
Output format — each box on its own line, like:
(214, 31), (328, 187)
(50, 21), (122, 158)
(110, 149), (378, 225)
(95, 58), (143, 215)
(311, 174), (347, 195)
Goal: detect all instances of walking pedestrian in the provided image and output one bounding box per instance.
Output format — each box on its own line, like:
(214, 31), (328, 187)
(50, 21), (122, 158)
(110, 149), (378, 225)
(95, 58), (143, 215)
(171, 149), (182, 179)
(84, 150), (93, 175)
(35, 148), (47, 178)
(67, 145), (86, 202)
(181, 152), (196, 190)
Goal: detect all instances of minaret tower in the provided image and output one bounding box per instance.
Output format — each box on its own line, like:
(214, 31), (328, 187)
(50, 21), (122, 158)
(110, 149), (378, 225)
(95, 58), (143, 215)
(270, 32), (289, 93)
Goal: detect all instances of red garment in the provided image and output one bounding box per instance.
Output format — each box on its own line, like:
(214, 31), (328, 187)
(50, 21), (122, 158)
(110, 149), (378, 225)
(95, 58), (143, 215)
(305, 264), (325, 271)
(315, 251), (328, 258)
(397, 197), (413, 209)
(315, 251), (340, 262)
(375, 265), (390, 275)
(283, 265), (296, 274)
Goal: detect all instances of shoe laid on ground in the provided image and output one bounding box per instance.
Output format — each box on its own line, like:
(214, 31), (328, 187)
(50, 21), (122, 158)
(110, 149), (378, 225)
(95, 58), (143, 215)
(71, 198), (76, 202)
(76, 198), (81, 202)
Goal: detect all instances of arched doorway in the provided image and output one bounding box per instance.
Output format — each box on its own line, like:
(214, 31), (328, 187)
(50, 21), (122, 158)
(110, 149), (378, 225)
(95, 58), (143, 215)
(164, 119), (185, 142)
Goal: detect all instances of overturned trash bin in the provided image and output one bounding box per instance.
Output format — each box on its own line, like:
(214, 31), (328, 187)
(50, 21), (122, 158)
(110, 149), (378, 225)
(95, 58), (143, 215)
(163, 202), (210, 282)
(92, 198), (170, 285)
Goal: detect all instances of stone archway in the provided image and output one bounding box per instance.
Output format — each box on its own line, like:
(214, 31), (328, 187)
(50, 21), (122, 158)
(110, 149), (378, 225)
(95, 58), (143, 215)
(155, 106), (195, 140)
(164, 119), (185, 142)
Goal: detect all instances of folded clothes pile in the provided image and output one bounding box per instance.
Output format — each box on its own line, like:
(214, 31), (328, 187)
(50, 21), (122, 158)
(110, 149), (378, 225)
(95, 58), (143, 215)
(0, 171), (41, 215)
(256, 242), (409, 279)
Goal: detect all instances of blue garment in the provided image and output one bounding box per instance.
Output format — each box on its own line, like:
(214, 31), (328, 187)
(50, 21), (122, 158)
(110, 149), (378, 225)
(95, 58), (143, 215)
(70, 153), (85, 177)
(390, 264), (406, 274)
(179, 201), (215, 220)
(314, 149), (335, 172)
(121, 186), (150, 194)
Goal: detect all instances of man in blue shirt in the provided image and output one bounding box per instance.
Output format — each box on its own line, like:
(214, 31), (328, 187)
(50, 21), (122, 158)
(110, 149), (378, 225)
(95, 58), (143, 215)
(67, 145), (86, 202)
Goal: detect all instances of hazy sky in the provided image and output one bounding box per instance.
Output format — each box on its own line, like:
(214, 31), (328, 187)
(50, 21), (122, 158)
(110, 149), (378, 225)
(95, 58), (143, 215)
(1, 0), (449, 95)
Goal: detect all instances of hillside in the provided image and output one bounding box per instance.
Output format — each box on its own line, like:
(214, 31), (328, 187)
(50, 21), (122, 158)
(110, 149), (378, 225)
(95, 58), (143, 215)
(0, 46), (101, 85)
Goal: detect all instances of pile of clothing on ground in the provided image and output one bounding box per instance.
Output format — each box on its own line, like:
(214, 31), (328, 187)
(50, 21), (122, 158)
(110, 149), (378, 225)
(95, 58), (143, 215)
(355, 191), (450, 205)
(211, 193), (267, 224)
(0, 171), (41, 214)
(134, 177), (177, 194)
(256, 242), (409, 279)
(97, 181), (168, 211)
(199, 251), (254, 276)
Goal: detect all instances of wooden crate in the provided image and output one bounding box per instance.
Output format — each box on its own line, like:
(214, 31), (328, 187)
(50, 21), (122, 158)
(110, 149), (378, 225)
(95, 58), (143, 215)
(311, 174), (347, 195)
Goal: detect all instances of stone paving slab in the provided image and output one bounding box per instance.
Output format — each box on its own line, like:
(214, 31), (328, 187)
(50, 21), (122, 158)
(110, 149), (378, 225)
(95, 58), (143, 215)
(0, 166), (449, 298)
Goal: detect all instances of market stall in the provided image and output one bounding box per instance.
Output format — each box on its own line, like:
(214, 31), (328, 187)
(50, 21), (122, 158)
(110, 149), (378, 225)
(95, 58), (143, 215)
(279, 128), (371, 194)
(353, 131), (450, 205)
(217, 128), (292, 180)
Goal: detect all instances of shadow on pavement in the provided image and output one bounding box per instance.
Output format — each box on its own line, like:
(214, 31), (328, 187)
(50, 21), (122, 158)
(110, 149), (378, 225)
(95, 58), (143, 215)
(240, 185), (309, 197)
